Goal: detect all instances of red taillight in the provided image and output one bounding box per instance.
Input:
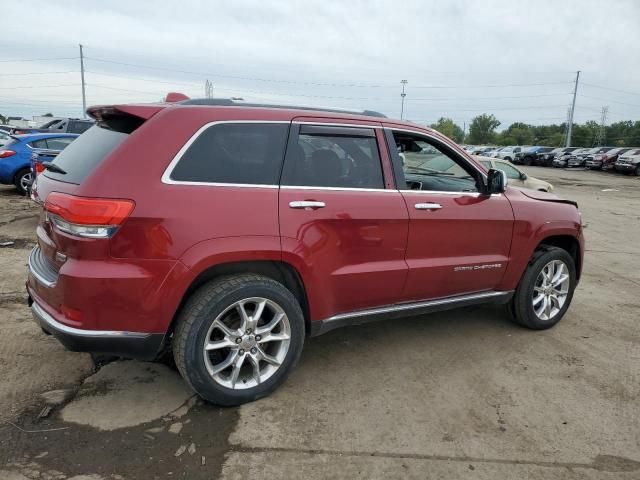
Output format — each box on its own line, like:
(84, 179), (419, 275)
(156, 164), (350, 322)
(35, 163), (45, 175)
(0, 150), (16, 158)
(45, 192), (134, 225)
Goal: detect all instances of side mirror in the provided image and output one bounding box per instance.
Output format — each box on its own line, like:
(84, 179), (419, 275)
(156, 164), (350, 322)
(487, 169), (508, 194)
(520, 172), (528, 180)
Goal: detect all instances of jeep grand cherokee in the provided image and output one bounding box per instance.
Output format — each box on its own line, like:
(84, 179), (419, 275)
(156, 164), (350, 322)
(27, 97), (584, 405)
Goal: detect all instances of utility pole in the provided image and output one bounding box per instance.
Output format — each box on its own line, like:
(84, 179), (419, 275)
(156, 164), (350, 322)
(400, 79), (408, 120)
(594, 106), (609, 146)
(462, 121), (466, 144)
(205, 79), (213, 98)
(565, 70), (580, 147)
(79, 44), (87, 118)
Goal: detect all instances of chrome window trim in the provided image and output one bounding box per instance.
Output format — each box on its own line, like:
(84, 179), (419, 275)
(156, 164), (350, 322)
(293, 121), (382, 129)
(161, 120), (290, 186)
(281, 185), (395, 193)
(399, 190), (481, 197)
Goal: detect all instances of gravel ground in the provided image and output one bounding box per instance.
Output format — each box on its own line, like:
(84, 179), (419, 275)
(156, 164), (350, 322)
(0, 167), (638, 479)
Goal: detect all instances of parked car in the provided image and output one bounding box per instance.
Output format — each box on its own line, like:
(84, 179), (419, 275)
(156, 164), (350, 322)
(476, 157), (553, 192)
(28, 148), (68, 195)
(514, 146), (553, 166)
(568, 147), (614, 168)
(580, 147), (614, 168)
(537, 147), (579, 167)
(585, 147), (631, 170)
(495, 146), (524, 162)
(554, 148), (589, 167)
(0, 133), (78, 193)
(0, 131), (13, 148)
(37, 118), (94, 134)
(471, 146), (495, 155)
(27, 96), (584, 406)
(614, 149), (640, 175)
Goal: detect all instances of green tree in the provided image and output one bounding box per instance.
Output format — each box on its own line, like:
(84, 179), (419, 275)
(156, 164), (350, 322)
(0, 113), (6, 124)
(42, 112), (54, 117)
(429, 117), (464, 143)
(467, 114), (500, 144)
(499, 122), (535, 146)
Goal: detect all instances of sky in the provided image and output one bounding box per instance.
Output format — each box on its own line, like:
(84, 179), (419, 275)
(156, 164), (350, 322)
(1, 0), (639, 130)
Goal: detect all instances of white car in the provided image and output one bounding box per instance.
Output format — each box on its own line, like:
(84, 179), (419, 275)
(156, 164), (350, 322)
(475, 157), (554, 192)
(495, 146), (525, 162)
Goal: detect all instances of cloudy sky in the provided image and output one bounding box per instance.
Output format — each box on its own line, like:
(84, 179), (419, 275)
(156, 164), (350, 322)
(1, 0), (639, 129)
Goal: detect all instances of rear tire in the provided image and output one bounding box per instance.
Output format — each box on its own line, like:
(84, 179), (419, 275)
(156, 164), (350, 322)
(14, 168), (32, 195)
(635, 165), (640, 176)
(509, 246), (576, 330)
(173, 274), (304, 406)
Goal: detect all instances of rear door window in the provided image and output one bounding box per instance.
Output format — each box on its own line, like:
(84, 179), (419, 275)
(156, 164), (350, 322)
(30, 139), (49, 149)
(281, 125), (384, 189)
(43, 125), (128, 184)
(169, 123), (289, 185)
(46, 137), (75, 151)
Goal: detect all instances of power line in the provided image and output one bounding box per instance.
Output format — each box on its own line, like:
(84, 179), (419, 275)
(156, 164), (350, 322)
(0, 71), (77, 77)
(578, 94), (640, 109)
(85, 56), (575, 90)
(0, 57), (78, 63)
(582, 82), (640, 97)
(85, 56), (393, 88)
(0, 83), (79, 90)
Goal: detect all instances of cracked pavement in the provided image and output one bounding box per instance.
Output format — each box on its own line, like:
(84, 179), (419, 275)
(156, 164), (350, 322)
(1, 168), (639, 479)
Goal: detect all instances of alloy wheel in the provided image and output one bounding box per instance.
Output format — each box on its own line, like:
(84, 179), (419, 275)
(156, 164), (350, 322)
(202, 297), (291, 390)
(532, 260), (570, 321)
(20, 172), (32, 192)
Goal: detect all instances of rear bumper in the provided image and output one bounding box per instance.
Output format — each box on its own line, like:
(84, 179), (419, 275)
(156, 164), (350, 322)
(28, 287), (165, 360)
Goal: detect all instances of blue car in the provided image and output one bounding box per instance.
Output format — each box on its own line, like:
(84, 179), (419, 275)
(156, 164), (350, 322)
(0, 132), (78, 193)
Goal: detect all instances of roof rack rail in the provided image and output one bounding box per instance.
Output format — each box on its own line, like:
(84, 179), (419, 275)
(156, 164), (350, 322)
(177, 98), (387, 118)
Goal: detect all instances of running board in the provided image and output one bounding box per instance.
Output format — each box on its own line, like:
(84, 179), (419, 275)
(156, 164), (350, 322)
(309, 290), (514, 336)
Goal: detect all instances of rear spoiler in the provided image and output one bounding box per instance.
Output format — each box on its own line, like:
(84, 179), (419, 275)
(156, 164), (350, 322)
(86, 104), (166, 133)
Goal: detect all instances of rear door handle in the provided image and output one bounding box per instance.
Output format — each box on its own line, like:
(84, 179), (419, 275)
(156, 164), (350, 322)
(289, 201), (326, 210)
(415, 203), (443, 210)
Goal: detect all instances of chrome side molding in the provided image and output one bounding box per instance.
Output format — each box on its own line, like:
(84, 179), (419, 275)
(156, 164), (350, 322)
(309, 290), (514, 336)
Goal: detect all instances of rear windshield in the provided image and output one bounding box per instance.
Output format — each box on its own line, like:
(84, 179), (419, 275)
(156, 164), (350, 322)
(43, 125), (127, 184)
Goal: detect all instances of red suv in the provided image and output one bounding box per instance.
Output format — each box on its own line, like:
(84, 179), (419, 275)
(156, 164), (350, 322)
(27, 97), (584, 405)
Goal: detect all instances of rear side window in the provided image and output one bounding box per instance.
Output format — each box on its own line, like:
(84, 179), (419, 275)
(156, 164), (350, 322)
(68, 121), (93, 134)
(43, 125), (128, 184)
(46, 137), (75, 151)
(169, 123), (289, 185)
(30, 139), (49, 149)
(282, 126), (384, 189)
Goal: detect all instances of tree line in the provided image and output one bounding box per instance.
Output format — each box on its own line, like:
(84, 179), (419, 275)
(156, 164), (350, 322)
(429, 115), (640, 147)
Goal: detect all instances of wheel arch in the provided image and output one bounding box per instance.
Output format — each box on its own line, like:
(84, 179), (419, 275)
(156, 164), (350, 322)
(535, 234), (582, 281)
(169, 260), (311, 338)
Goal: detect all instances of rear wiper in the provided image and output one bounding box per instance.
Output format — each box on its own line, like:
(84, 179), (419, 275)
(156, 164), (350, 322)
(42, 162), (67, 174)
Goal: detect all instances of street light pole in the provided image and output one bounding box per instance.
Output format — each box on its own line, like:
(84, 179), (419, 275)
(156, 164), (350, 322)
(400, 79), (408, 120)
(79, 44), (87, 118)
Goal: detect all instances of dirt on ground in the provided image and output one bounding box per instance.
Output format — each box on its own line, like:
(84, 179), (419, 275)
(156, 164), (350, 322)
(0, 167), (639, 479)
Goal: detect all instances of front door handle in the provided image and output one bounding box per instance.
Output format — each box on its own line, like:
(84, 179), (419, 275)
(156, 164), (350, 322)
(415, 203), (443, 210)
(289, 200), (326, 210)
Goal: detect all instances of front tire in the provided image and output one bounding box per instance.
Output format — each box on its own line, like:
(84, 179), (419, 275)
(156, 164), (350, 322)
(173, 274), (305, 406)
(509, 246), (576, 330)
